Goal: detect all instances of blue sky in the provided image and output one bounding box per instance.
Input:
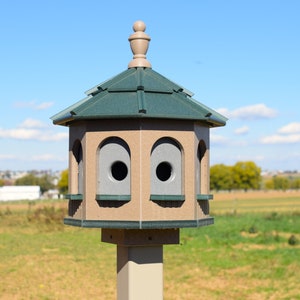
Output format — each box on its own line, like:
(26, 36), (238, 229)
(1, 0), (299, 172)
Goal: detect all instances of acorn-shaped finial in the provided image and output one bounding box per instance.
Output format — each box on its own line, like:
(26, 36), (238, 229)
(128, 20), (151, 68)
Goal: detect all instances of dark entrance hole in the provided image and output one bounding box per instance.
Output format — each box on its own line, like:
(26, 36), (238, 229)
(111, 161), (128, 181)
(156, 162), (172, 182)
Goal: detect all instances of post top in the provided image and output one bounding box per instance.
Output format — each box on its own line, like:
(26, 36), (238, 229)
(128, 20), (151, 68)
(132, 20), (146, 32)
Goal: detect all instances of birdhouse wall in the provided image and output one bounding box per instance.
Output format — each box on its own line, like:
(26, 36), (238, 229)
(66, 119), (212, 225)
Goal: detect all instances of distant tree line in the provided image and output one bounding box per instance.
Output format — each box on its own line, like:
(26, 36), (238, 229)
(210, 161), (262, 191)
(0, 171), (68, 195)
(264, 175), (300, 191)
(210, 161), (300, 191)
(14, 173), (55, 194)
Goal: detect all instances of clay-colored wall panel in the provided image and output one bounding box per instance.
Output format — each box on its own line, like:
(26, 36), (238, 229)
(66, 119), (211, 223)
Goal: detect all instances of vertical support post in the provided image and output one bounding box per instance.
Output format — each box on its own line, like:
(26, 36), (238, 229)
(117, 245), (163, 300)
(102, 228), (180, 300)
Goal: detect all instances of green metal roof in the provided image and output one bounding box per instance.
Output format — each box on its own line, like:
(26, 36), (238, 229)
(51, 67), (227, 127)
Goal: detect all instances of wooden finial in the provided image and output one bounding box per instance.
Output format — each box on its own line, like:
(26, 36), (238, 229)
(128, 20), (151, 68)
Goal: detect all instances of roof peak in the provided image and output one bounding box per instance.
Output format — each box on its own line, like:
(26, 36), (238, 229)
(128, 21), (151, 69)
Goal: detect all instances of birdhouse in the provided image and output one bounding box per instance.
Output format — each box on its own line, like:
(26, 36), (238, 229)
(51, 21), (227, 230)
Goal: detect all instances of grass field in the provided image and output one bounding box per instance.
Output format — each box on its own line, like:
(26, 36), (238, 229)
(212, 190), (300, 214)
(1, 191), (300, 299)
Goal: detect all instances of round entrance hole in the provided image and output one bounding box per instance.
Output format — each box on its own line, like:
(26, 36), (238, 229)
(156, 161), (172, 182)
(111, 161), (128, 181)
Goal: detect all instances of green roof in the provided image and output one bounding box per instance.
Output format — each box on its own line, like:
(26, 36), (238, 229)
(51, 67), (227, 127)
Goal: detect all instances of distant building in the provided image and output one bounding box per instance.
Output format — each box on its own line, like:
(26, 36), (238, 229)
(42, 189), (60, 199)
(0, 186), (41, 201)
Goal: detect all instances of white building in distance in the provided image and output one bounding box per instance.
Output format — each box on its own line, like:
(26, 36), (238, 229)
(0, 186), (41, 201)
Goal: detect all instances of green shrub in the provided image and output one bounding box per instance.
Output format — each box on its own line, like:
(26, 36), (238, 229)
(248, 225), (258, 234)
(288, 234), (298, 246)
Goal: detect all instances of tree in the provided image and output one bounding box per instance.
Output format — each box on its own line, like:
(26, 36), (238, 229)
(272, 176), (289, 191)
(58, 169), (68, 194)
(264, 179), (274, 190)
(15, 173), (54, 194)
(232, 161), (261, 191)
(15, 174), (39, 186)
(210, 164), (234, 191)
(38, 174), (55, 193)
(290, 178), (300, 189)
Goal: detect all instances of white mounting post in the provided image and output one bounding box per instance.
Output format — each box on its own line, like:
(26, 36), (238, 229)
(102, 228), (179, 300)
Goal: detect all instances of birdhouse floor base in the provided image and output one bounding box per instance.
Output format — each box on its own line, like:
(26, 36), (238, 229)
(101, 228), (179, 246)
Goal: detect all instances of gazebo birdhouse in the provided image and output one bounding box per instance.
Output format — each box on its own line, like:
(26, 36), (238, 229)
(51, 20), (227, 230)
(52, 20), (227, 300)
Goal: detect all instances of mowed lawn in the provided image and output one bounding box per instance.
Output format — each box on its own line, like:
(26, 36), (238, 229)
(1, 191), (300, 300)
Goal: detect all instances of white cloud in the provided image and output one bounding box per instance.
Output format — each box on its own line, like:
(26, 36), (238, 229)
(0, 128), (40, 140)
(216, 108), (230, 118)
(278, 122), (300, 134)
(234, 126), (249, 135)
(260, 122), (300, 144)
(0, 153), (67, 163)
(13, 100), (36, 109)
(234, 154), (265, 162)
(0, 154), (17, 160)
(218, 103), (277, 120)
(13, 100), (54, 110)
(39, 132), (68, 141)
(35, 102), (54, 110)
(211, 134), (229, 144)
(0, 128), (68, 141)
(0, 119), (67, 141)
(260, 134), (300, 144)
(31, 154), (67, 162)
(19, 118), (47, 129)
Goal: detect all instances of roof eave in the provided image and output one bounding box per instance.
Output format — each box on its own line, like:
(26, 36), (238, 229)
(52, 113), (226, 127)
(205, 115), (227, 127)
(52, 112), (74, 126)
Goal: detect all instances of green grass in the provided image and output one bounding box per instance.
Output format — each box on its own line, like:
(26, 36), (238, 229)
(1, 196), (300, 299)
(164, 210), (300, 299)
(0, 203), (116, 299)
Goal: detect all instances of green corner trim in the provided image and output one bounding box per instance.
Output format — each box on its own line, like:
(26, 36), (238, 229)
(65, 194), (83, 200)
(64, 217), (214, 229)
(96, 194), (131, 201)
(150, 194), (185, 201)
(196, 194), (213, 201)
